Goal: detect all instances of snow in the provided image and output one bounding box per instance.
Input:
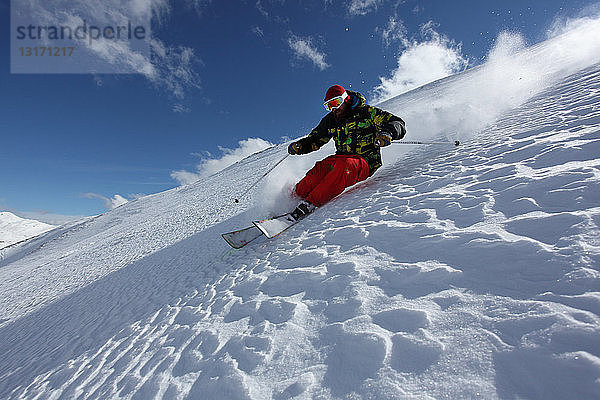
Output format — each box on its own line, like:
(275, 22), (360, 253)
(0, 212), (55, 249)
(1, 23), (600, 400)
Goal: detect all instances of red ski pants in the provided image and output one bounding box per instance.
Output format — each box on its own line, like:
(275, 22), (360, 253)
(295, 155), (370, 207)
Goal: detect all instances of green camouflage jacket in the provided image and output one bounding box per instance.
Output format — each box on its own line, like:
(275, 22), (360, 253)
(296, 91), (405, 175)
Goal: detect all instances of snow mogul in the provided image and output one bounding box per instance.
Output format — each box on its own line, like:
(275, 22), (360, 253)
(288, 85), (406, 220)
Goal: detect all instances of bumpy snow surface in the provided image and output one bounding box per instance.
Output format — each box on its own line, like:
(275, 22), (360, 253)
(1, 35), (600, 400)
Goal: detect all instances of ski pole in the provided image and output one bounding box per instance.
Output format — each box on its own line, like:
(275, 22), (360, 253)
(234, 153), (290, 203)
(394, 140), (460, 146)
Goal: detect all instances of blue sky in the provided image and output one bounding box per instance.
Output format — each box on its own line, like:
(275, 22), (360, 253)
(1, 0), (598, 222)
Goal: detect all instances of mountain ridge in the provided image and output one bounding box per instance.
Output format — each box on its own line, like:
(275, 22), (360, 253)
(0, 211), (55, 249)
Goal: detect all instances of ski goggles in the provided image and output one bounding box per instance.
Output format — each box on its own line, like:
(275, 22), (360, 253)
(323, 91), (348, 111)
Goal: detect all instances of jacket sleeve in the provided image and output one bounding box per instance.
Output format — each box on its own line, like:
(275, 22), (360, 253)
(371, 107), (406, 140)
(295, 116), (333, 154)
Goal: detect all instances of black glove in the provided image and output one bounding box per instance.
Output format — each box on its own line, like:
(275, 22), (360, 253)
(374, 132), (393, 148)
(383, 120), (406, 140)
(289, 138), (319, 155)
(288, 141), (302, 155)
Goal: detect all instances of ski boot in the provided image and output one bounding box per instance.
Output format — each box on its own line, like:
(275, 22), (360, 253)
(290, 200), (316, 221)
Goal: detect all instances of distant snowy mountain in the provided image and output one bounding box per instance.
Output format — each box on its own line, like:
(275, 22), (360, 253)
(0, 212), (55, 249)
(1, 20), (599, 400)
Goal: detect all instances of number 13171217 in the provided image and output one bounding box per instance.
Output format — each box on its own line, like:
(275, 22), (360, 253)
(19, 47), (75, 56)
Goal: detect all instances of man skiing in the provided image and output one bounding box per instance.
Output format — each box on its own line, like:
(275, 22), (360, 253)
(287, 85), (406, 220)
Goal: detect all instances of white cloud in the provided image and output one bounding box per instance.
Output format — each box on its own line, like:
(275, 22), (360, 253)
(21, 0), (202, 100)
(148, 40), (203, 100)
(83, 193), (129, 210)
(185, 0), (211, 16)
(348, 0), (381, 16)
(170, 170), (203, 186)
(255, 0), (270, 19)
(172, 103), (191, 113)
(372, 22), (468, 103)
(377, 15), (408, 47)
(252, 26), (265, 38)
(288, 35), (330, 71)
(171, 138), (274, 185)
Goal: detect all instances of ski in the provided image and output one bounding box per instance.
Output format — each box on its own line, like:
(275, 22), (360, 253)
(221, 225), (263, 249)
(253, 213), (298, 239)
(222, 204), (314, 248)
(221, 214), (297, 248)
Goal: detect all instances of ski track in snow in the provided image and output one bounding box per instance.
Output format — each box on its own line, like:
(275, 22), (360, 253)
(1, 65), (600, 399)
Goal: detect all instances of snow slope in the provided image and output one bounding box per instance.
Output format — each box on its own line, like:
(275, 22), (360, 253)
(1, 23), (600, 400)
(0, 212), (55, 249)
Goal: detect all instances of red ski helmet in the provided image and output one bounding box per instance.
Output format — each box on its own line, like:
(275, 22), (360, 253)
(324, 85), (347, 102)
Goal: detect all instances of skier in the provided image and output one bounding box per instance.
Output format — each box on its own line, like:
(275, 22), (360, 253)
(288, 84), (406, 220)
